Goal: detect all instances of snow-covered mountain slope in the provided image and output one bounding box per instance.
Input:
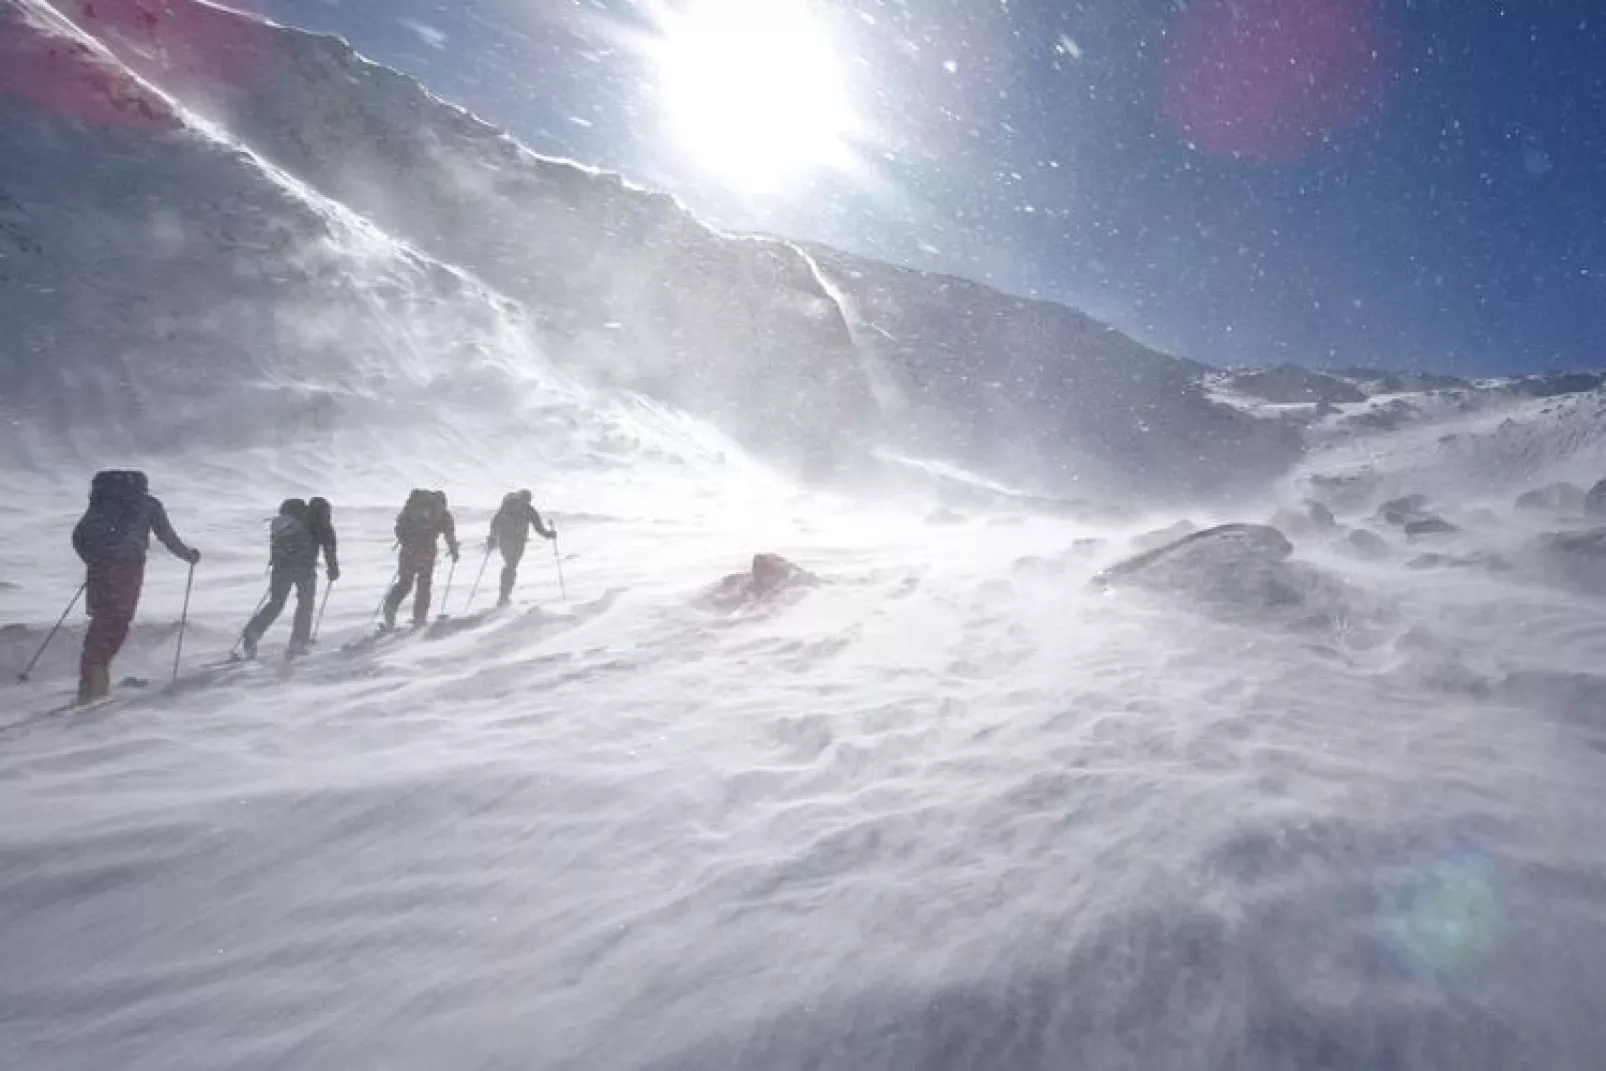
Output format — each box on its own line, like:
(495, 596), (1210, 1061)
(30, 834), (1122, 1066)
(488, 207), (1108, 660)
(1213, 363), (1370, 404)
(1298, 389), (1606, 508)
(807, 246), (1301, 500)
(39, 0), (880, 476)
(0, 0), (724, 489)
(1205, 367), (1606, 510)
(12, 0), (1297, 501)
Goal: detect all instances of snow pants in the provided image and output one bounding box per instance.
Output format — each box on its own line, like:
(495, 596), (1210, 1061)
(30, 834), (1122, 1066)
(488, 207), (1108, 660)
(384, 546), (437, 626)
(80, 559), (144, 702)
(245, 565), (316, 647)
(498, 541), (527, 603)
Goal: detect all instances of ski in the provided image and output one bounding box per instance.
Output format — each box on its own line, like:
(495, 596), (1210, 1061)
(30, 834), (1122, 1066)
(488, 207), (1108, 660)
(1, 687), (134, 732)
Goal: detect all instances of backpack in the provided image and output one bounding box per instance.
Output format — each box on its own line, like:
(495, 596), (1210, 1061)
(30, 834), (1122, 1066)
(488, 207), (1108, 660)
(491, 494), (523, 541)
(270, 511), (316, 567)
(90, 470), (148, 511)
(73, 470), (150, 563)
(394, 488), (436, 545)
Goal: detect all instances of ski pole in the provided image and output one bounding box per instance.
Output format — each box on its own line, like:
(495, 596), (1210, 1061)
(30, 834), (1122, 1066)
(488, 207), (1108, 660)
(231, 584), (272, 659)
(438, 555), (458, 621)
(313, 579), (334, 642)
(172, 562), (196, 685)
(17, 581), (86, 683)
(373, 569), (399, 623)
(551, 535), (568, 600)
(463, 546), (491, 614)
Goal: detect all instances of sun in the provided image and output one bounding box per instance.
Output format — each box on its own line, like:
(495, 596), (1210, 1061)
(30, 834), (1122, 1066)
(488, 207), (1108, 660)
(654, 0), (855, 191)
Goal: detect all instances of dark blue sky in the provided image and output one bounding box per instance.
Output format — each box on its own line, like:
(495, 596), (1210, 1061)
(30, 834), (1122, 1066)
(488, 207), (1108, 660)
(237, 0), (1606, 375)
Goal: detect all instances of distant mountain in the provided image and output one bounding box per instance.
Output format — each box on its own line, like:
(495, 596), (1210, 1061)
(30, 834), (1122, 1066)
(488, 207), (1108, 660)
(1213, 364), (1367, 406)
(1329, 367), (1471, 395)
(807, 247), (1299, 500)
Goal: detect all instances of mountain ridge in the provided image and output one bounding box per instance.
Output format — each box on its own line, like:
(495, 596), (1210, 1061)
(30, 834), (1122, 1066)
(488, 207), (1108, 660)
(4, 0), (1355, 501)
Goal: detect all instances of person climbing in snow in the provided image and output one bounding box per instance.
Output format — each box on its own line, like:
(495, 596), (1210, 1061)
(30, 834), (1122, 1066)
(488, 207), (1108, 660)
(71, 470), (200, 704)
(487, 489), (556, 607)
(240, 498), (319, 659)
(382, 488), (459, 630)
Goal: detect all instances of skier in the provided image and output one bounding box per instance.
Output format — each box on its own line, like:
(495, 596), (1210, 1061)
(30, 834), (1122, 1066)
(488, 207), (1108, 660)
(307, 497), (340, 584)
(240, 499), (321, 658)
(71, 470), (201, 703)
(382, 488), (459, 630)
(487, 489), (556, 606)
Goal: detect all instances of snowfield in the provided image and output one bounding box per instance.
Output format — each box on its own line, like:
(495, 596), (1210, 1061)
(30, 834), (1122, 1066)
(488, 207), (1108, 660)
(8, 1), (1606, 1068)
(10, 425), (1606, 1070)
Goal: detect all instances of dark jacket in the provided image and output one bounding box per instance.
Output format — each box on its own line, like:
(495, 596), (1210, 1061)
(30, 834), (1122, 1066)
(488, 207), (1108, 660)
(395, 490), (458, 557)
(489, 500), (553, 550)
(72, 470), (193, 565)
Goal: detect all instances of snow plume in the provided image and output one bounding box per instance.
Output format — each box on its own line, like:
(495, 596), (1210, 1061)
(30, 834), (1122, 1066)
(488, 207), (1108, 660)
(43, 0), (880, 479)
(7, 0), (1303, 503)
(0, 0), (718, 485)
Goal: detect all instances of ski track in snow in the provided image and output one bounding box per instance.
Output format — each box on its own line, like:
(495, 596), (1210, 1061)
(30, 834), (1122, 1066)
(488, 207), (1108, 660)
(7, 449), (1606, 1070)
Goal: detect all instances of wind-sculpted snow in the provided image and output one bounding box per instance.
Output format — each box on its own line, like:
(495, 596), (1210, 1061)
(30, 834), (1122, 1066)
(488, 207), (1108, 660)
(8, 454), (1606, 1070)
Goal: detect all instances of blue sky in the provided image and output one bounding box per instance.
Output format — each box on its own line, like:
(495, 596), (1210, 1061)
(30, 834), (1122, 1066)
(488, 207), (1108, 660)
(237, 0), (1606, 375)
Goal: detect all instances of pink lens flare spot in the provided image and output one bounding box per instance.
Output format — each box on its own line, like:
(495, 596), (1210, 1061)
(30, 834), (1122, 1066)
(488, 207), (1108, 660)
(0, 36), (174, 130)
(1162, 0), (1396, 161)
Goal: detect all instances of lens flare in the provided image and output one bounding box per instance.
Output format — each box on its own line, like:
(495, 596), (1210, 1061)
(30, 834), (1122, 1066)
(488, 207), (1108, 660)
(1162, 0), (1394, 161)
(1385, 855), (1504, 977)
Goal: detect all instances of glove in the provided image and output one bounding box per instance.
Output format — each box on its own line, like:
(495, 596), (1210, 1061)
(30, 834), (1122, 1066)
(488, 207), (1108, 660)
(328, 564), (341, 582)
(186, 548), (202, 565)
(485, 536), (496, 551)
(450, 548), (461, 563)
(545, 527), (558, 541)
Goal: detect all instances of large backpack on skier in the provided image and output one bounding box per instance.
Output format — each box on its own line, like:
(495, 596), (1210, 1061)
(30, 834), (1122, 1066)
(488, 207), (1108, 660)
(394, 489), (437, 547)
(489, 493), (525, 549)
(73, 470), (151, 564)
(269, 501), (317, 569)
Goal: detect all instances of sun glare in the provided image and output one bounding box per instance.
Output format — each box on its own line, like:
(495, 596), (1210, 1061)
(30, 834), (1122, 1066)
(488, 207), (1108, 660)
(656, 0), (855, 191)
